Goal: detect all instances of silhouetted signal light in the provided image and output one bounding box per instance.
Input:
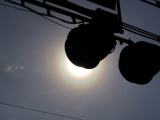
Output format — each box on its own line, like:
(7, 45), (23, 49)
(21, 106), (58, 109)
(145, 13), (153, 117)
(119, 41), (160, 84)
(65, 23), (116, 69)
(93, 9), (122, 33)
(65, 9), (122, 69)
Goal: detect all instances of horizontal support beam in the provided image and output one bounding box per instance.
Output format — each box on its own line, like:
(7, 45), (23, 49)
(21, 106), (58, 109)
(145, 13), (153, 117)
(4, 0), (160, 42)
(46, 0), (94, 17)
(23, 0), (91, 22)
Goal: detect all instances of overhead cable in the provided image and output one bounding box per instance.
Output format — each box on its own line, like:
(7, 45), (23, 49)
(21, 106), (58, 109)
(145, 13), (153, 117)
(0, 1), (72, 29)
(0, 102), (83, 120)
(2, 0), (160, 42)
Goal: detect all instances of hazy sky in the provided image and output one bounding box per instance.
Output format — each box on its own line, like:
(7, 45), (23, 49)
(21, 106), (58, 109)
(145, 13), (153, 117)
(0, 0), (160, 120)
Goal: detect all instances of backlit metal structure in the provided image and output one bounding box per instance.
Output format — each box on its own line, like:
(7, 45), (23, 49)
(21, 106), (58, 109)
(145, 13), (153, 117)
(141, 0), (160, 8)
(1, 0), (160, 84)
(2, 0), (159, 42)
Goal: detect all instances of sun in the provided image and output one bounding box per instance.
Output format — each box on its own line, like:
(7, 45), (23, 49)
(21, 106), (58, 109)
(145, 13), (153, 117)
(66, 58), (92, 78)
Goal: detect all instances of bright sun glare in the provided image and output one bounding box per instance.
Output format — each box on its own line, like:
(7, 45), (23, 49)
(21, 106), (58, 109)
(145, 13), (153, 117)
(48, 46), (107, 90)
(66, 58), (92, 78)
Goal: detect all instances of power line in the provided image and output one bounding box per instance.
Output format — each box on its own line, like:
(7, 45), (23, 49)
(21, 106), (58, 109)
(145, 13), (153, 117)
(0, 102), (83, 120)
(1, 0), (160, 42)
(41, 16), (72, 29)
(123, 23), (159, 38)
(0, 2), (29, 12)
(21, 2), (72, 29)
(0, 1), (72, 29)
(141, 0), (160, 8)
(123, 23), (160, 42)
(0, 1), (79, 24)
(0, 0), (82, 26)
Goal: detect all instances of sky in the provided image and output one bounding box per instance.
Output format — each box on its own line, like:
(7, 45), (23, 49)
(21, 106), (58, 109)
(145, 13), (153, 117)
(0, 0), (160, 120)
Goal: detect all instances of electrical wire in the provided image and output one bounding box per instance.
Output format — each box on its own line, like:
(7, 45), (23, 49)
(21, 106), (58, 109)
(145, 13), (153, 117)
(123, 24), (159, 40)
(123, 27), (159, 41)
(0, 102), (83, 120)
(1, 0), (82, 25)
(140, 0), (160, 8)
(42, 16), (72, 29)
(0, 2), (30, 12)
(2, 0), (84, 25)
(123, 23), (159, 38)
(1, 0), (160, 42)
(0, 0), (72, 29)
(22, 3), (72, 29)
(123, 23), (160, 42)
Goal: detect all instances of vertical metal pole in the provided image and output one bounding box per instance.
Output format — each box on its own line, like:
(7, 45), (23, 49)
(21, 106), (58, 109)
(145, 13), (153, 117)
(117, 0), (123, 33)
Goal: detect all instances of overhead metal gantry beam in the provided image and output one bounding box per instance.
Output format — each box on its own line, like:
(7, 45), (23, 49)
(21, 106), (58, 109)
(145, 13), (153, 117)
(141, 0), (160, 8)
(10, 0), (92, 22)
(3, 0), (160, 42)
